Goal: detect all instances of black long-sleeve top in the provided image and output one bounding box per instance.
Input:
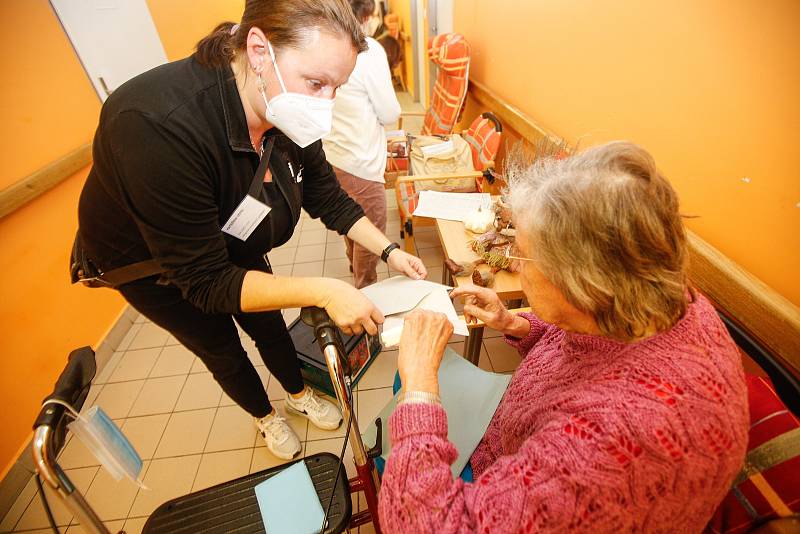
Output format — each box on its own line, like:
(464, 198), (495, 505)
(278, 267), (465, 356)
(78, 56), (365, 315)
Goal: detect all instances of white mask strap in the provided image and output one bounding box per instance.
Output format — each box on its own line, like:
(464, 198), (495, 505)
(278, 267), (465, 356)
(266, 41), (288, 94)
(259, 78), (274, 116)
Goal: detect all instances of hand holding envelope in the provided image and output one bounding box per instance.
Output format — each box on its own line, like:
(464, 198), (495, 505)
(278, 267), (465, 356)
(360, 276), (468, 347)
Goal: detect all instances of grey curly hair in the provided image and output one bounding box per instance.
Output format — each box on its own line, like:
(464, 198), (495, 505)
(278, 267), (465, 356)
(505, 141), (690, 340)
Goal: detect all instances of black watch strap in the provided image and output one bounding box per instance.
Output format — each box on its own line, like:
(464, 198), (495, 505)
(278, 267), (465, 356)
(381, 242), (401, 263)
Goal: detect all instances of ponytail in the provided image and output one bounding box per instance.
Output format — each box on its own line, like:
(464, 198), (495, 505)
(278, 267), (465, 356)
(195, 22), (239, 67)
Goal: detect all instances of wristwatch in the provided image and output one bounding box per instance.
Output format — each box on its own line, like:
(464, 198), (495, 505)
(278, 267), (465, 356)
(380, 242), (401, 263)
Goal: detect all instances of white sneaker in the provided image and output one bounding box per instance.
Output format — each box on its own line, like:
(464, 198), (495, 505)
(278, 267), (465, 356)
(285, 387), (343, 430)
(255, 412), (302, 460)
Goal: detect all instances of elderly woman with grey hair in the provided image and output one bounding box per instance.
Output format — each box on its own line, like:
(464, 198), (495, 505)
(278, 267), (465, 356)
(378, 142), (749, 533)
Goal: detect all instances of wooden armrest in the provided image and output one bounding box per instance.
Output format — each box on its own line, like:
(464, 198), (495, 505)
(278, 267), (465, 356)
(400, 110), (427, 117)
(395, 170), (483, 185)
(458, 307), (532, 329)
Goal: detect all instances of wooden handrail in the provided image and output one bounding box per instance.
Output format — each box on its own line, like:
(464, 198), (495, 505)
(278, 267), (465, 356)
(396, 170), (483, 184)
(466, 79), (800, 373)
(687, 232), (800, 372)
(0, 142), (92, 218)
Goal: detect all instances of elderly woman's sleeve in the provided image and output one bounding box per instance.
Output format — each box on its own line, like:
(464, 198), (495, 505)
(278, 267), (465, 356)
(504, 312), (550, 354)
(378, 403), (633, 533)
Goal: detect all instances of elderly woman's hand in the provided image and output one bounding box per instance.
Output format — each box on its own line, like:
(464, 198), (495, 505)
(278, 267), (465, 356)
(450, 285), (531, 338)
(398, 310), (453, 395)
(450, 285), (513, 328)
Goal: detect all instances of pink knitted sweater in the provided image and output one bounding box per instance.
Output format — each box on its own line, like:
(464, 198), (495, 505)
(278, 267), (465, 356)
(378, 294), (748, 533)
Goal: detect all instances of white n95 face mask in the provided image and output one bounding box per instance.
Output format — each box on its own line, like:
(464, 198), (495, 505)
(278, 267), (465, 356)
(258, 41), (334, 148)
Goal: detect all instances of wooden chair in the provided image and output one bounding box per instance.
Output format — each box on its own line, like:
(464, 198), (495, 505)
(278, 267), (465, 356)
(395, 112), (503, 253)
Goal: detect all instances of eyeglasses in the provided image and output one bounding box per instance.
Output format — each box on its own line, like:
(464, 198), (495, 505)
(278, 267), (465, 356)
(503, 243), (536, 262)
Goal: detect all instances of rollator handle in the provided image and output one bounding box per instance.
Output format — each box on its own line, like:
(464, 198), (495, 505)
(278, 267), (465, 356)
(300, 306), (351, 376)
(34, 347), (97, 452)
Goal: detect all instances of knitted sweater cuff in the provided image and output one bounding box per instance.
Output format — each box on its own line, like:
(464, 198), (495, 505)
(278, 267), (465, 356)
(504, 312), (542, 353)
(390, 402), (449, 443)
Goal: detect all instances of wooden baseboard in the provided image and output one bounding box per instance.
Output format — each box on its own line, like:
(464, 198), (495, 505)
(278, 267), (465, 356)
(467, 78), (800, 372)
(687, 231), (800, 372)
(0, 142), (92, 219)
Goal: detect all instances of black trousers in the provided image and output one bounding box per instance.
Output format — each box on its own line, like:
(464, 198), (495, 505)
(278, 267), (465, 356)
(119, 279), (304, 418)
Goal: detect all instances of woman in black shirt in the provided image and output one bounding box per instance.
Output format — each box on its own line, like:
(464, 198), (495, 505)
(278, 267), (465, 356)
(77, 0), (426, 460)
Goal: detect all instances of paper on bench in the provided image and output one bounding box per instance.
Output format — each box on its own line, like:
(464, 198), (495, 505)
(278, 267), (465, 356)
(254, 461), (324, 534)
(411, 191), (492, 222)
(362, 348), (512, 478)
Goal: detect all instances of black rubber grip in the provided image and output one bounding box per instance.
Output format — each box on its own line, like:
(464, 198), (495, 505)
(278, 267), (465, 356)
(33, 347), (96, 434)
(300, 307), (351, 376)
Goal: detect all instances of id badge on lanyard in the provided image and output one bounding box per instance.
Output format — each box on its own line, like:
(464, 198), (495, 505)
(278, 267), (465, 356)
(222, 138), (276, 241)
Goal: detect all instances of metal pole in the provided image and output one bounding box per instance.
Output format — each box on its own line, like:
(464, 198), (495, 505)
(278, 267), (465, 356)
(322, 345), (368, 466)
(32, 426), (111, 534)
(322, 345), (383, 533)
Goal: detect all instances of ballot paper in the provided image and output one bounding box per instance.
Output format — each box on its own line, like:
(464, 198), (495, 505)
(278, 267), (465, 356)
(362, 348), (512, 478)
(254, 461), (324, 534)
(411, 191), (492, 222)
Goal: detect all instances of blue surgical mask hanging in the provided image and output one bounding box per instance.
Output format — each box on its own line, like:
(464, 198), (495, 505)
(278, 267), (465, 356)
(44, 399), (146, 488)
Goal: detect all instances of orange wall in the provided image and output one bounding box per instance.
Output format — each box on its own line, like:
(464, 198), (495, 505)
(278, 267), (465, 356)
(388, 0), (417, 100)
(0, 0), (246, 476)
(454, 0), (800, 307)
(147, 0), (244, 61)
(0, 1), (100, 190)
(0, 169), (127, 470)
(0, 1), (124, 474)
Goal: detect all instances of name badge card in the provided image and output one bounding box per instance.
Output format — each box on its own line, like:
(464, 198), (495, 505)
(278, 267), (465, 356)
(222, 195), (271, 241)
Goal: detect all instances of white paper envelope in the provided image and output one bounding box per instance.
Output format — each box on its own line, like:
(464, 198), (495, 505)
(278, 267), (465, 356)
(360, 275), (449, 316)
(380, 288), (468, 346)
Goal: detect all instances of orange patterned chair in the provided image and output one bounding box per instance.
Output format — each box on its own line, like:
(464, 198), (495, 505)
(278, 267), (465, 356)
(386, 33), (471, 176)
(395, 112), (503, 253)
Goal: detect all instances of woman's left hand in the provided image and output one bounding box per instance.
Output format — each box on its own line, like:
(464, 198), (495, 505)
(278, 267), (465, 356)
(387, 249), (427, 280)
(398, 310), (453, 395)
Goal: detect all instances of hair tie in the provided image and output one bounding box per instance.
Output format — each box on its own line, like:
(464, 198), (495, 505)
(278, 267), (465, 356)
(230, 24), (240, 36)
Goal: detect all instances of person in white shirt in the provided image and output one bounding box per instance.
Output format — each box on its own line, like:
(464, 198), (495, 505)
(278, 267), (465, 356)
(324, 0), (402, 288)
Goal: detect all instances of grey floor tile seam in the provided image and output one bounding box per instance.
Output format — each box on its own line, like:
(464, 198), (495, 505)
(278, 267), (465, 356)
(11, 465), (102, 533)
(122, 387), (179, 525)
(141, 345), (169, 382)
(187, 405), (222, 493)
(128, 372), (190, 420)
(147, 443), (255, 463)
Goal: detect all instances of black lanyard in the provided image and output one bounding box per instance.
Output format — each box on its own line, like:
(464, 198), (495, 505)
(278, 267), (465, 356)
(248, 137), (276, 201)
